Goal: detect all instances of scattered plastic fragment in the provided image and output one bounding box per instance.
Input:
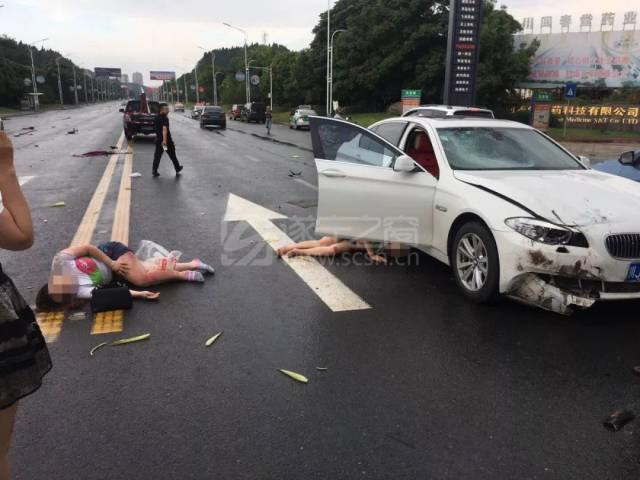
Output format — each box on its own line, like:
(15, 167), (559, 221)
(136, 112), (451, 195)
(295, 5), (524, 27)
(130, 172), (142, 178)
(279, 369), (308, 384)
(43, 219), (48, 223)
(111, 333), (151, 346)
(67, 311), (87, 321)
(291, 154), (301, 159)
(67, 128), (78, 135)
(316, 367), (328, 371)
(49, 201), (65, 208)
(603, 410), (636, 432)
(90, 342), (108, 357)
(205, 332), (223, 347)
(288, 170), (302, 177)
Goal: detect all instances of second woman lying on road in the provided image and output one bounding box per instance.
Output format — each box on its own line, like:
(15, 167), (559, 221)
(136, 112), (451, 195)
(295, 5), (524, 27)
(277, 236), (390, 264)
(36, 241), (215, 310)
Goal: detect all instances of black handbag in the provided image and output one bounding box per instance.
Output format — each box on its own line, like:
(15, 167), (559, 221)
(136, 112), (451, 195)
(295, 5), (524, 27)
(90, 286), (133, 313)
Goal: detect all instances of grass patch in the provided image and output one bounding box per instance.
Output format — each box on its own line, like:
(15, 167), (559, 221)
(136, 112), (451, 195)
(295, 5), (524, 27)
(545, 127), (640, 142)
(0, 107), (21, 116)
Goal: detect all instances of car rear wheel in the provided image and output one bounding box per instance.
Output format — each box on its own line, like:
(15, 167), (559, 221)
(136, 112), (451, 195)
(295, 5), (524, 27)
(451, 221), (500, 304)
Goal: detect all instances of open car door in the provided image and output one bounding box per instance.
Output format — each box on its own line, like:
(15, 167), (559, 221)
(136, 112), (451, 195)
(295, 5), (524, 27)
(309, 117), (437, 247)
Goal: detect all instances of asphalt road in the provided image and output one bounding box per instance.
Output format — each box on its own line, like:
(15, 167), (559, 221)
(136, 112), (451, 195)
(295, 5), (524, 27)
(4, 104), (640, 480)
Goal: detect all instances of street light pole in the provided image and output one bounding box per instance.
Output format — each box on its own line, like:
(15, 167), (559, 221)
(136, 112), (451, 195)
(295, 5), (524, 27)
(90, 74), (94, 103)
(194, 63), (200, 103)
(72, 65), (78, 105)
(249, 63), (273, 110)
(329, 29), (346, 116)
(326, 0), (331, 116)
(183, 72), (189, 105)
(28, 38), (48, 111)
(55, 57), (63, 106)
(82, 69), (88, 104)
(224, 22), (250, 105)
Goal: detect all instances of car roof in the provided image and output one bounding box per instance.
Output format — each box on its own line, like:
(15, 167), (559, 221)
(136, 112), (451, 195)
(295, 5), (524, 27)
(374, 116), (531, 130)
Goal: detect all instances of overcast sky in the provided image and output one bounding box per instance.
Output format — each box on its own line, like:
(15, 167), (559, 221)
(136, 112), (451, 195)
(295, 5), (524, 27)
(1, 0), (636, 86)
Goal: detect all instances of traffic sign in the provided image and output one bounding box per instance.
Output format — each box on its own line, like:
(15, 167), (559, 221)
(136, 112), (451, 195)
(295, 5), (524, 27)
(564, 83), (577, 99)
(250, 74), (260, 86)
(235, 71), (245, 82)
(532, 90), (554, 102)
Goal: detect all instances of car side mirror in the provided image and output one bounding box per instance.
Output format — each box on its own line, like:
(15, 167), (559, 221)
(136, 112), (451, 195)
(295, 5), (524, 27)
(394, 155), (416, 173)
(620, 151), (637, 166)
(119, 108), (125, 113)
(577, 155), (591, 168)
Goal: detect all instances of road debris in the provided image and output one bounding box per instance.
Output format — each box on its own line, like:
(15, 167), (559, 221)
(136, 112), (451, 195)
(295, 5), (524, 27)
(288, 170), (302, 177)
(130, 172), (142, 178)
(13, 127), (36, 137)
(73, 150), (131, 158)
(89, 342), (108, 357)
(49, 201), (65, 208)
(67, 128), (78, 135)
(291, 154), (301, 159)
(67, 311), (87, 321)
(111, 333), (151, 346)
(279, 369), (308, 384)
(603, 410), (636, 432)
(205, 332), (223, 347)
(316, 367), (329, 371)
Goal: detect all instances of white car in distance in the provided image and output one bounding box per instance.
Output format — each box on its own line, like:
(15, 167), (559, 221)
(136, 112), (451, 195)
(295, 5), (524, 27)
(309, 116), (640, 314)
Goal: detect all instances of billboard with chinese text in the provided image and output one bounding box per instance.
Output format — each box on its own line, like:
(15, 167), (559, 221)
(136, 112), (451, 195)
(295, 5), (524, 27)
(514, 30), (640, 87)
(150, 71), (176, 81)
(550, 104), (640, 131)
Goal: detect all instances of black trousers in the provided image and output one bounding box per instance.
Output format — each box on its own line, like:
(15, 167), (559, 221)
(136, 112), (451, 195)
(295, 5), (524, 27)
(153, 140), (181, 173)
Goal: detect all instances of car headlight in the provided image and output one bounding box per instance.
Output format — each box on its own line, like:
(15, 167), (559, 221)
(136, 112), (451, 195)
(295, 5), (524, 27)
(505, 217), (589, 247)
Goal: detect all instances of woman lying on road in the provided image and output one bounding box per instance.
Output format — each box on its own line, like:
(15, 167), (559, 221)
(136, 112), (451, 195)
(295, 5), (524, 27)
(36, 241), (215, 310)
(277, 236), (390, 264)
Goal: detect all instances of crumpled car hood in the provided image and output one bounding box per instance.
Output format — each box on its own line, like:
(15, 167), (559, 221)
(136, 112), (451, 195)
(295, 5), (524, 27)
(454, 169), (640, 226)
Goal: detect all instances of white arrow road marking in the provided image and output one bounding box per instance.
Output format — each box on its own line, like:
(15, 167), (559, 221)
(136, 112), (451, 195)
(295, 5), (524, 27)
(224, 193), (371, 312)
(0, 176), (35, 207)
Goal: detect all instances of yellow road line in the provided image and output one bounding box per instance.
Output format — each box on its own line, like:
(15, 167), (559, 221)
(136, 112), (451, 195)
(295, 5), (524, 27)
(110, 141), (134, 244)
(70, 132), (126, 247)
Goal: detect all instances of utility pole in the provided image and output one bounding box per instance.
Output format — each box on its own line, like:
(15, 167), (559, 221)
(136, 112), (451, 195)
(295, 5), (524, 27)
(28, 38), (48, 111)
(90, 74), (94, 102)
(55, 57), (64, 105)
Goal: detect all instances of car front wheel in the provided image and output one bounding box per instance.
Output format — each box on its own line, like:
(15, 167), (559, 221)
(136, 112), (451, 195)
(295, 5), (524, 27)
(451, 221), (500, 304)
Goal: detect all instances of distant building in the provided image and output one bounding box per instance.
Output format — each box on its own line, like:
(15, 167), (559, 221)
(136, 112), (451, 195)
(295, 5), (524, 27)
(121, 74), (129, 84)
(132, 72), (143, 85)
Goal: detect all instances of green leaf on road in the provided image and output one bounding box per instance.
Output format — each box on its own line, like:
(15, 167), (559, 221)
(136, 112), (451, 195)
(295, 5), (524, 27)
(89, 342), (108, 357)
(291, 154), (300, 159)
(49, 201), (65, 208)
(279, 369), (308, 384)
(205, 332), (223, 347)
(111, 333), (151, 346)
(316, 367), (329, 371)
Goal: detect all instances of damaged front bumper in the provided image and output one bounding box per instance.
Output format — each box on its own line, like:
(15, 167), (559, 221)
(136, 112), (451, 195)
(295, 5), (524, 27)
(495, 231), (640, 315)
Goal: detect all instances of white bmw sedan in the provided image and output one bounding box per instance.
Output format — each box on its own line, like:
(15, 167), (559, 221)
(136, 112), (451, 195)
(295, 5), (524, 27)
(309, 116), (640, 314)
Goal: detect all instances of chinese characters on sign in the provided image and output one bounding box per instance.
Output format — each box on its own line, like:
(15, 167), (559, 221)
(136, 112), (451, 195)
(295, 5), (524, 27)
(401, 90), (422, 114)
(550, 104), (640, 131)
(443, 0), (482, 106)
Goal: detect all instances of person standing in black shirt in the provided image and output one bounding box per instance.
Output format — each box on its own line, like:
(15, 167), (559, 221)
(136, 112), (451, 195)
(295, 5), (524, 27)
(153, 103), (183, 177)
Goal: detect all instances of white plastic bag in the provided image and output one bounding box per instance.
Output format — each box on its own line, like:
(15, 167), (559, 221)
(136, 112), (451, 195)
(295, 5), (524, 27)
(135, 240), (182, 262)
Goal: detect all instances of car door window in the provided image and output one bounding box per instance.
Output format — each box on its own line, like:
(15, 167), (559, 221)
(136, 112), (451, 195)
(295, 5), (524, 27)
(404, 127), (440, 179)
(311, 117), (402, 168)
(374, 122), (408, 147)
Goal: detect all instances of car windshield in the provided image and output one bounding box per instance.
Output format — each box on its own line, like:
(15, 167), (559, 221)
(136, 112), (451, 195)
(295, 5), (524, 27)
(437, 127), (583, 170)
(299, 110), (316, 116)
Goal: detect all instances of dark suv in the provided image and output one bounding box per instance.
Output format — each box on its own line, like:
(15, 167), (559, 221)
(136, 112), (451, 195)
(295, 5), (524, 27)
(120, 99), (160, 140)
(200, 106), (226, 129)
(241, 102), (266, 123)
